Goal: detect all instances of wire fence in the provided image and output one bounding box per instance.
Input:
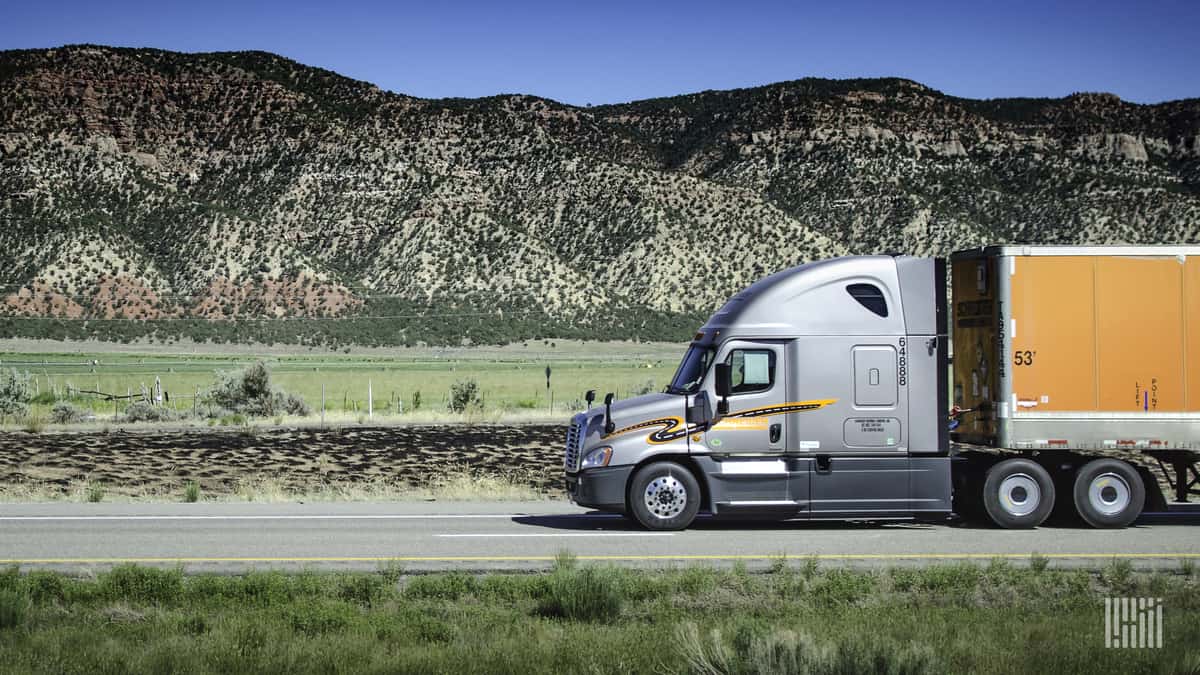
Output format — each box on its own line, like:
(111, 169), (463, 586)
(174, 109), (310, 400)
(14, 368), (645, 425)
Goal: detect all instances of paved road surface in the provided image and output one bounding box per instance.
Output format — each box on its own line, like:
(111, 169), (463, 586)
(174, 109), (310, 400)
(2, 502), (1198, 573)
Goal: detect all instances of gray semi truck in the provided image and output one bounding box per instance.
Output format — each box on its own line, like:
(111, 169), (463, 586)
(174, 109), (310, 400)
(563, 246), (1200, 530)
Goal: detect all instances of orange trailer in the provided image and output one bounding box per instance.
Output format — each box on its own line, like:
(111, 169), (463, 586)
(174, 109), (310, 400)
(951, 246), (1200, 512)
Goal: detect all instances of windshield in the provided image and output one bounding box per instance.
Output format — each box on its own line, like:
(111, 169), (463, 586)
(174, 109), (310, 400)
(667, 345), (713, 394)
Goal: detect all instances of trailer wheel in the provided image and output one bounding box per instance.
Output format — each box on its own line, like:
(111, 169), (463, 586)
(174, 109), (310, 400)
(628, 461), (701, 531)
(982, 458), (1055, 529)
(1072, 459), (1145, 529)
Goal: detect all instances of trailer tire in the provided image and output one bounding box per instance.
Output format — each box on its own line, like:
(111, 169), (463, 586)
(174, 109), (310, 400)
(982, 458), (1055, 529)
(628, 461), (701, 531)
(1072, 459), (1145, 529)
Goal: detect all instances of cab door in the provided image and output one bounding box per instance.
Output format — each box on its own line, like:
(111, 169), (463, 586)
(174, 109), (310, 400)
(702, 341), (805, 510)
(796, 335), (912, 517)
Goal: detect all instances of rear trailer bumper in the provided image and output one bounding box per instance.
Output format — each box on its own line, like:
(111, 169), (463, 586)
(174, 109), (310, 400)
(566, 465), (632, 512)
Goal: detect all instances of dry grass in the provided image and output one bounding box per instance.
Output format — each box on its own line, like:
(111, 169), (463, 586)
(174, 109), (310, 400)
(230, 467), (550, 503)
(0, 479), (179, 503)
(413, 467), (553, 501)
(0, 466), (554, 504)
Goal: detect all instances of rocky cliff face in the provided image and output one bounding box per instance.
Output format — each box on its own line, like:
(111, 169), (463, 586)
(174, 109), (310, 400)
(1, 46), (1198, 346)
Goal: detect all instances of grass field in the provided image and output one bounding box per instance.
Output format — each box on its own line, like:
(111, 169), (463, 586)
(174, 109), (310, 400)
(0, 340), (685, 427)
(0, 557), (1197, 673)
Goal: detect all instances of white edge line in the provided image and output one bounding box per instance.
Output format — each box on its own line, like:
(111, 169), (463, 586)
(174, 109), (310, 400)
(436, 533), (674, 538)
(0, 514), (576, 521)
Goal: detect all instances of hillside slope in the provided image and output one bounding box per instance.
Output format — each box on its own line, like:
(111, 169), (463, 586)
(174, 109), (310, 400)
(2, 46), (1198, 346)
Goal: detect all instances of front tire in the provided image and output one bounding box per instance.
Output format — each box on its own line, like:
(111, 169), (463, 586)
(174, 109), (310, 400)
(1072, 459), (1144, 529)
(982, 458), (1055, 529)
(628, 461), (701, 531)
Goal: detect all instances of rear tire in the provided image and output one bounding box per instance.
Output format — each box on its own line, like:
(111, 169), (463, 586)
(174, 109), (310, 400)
(982, 458), (1055, 529)
(628, 461), (701, 531)
(1072, 459), (1144, 529)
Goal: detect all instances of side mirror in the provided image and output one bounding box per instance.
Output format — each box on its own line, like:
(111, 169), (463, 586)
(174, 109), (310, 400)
(686, 391), (712, 425)
(603, 393), (615, 434)
(714, 362), (731, 415)
(714, 363), (731, 398)
(585, 390), (596, 409)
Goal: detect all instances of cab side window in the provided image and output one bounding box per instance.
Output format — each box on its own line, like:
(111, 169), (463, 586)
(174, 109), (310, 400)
(727, 349), (775, 394)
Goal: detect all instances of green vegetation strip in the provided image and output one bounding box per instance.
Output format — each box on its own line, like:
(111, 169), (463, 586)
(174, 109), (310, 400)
(1, 343), (682, 425)
(1, 556), (1198, 673)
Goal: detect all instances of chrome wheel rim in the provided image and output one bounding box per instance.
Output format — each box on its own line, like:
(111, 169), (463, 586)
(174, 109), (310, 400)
(1088, 472), (1131, 517)
(998, 473), (1040, 517)
(644, 475), (688, 519)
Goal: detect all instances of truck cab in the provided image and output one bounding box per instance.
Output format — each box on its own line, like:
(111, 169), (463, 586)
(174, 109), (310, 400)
(565, 254), (953, 530)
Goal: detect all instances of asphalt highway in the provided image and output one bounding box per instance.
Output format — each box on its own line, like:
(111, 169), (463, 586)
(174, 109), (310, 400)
(2, 501), (1198, 573)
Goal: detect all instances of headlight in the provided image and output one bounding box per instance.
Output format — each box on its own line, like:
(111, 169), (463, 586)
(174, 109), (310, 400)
(580, 446), (612, 469)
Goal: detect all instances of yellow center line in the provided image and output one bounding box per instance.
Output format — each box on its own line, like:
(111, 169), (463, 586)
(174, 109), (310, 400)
(2, 552), (1199, 564)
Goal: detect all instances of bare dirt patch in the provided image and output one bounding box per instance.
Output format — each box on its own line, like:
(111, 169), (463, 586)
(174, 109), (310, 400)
(0, 424), (565, 500)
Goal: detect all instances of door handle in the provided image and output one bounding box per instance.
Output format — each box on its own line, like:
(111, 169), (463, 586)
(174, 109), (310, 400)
(769, 423), (781, 444)
(815, 454), (832, 473)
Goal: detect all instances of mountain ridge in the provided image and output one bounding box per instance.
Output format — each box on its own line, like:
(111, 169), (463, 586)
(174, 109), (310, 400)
(1, 45), (1198, 346)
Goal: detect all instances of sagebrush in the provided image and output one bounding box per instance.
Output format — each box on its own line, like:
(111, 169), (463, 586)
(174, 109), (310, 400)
(206, 362), (311, 418)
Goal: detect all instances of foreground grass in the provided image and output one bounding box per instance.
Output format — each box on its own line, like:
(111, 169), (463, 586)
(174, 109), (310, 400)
(1, 558), (1198, 674)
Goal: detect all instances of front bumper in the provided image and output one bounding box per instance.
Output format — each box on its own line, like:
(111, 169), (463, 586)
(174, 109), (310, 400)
(565, 465), (633, 512)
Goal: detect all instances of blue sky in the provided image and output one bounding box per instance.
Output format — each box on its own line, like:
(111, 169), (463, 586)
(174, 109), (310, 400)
(2, 0), (1197, 105)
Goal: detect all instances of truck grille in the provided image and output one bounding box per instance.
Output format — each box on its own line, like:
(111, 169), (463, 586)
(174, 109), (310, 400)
(564, 420), (583, 472)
